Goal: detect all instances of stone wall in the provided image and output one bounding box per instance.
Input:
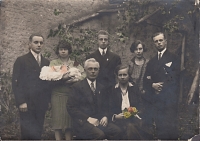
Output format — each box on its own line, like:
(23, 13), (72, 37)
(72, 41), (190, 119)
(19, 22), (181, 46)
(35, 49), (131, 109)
(0, 0), (109, 71)
(0, 0), (198, 76)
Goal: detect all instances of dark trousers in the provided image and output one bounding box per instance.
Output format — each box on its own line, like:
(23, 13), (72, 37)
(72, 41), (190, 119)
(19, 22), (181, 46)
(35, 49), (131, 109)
(19, 109), (46, 140)
(74, 122), (122, 140)
(154, 107), (178, 140)
(114, 118), (153, 140)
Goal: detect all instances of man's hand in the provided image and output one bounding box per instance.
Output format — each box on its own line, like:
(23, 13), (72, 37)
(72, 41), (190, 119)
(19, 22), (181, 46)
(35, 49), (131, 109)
(19, 103), (27, 112)
(100, 116), (108, 127)
(87, 117), (99, 126)
(48, 103), (51, 110)
(115, 113), (124, 119)
(152, 82), (164, 92)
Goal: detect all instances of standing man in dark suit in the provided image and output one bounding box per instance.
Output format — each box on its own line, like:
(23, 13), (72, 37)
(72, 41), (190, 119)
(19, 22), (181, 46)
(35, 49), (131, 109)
(12, 33), (51, 140)
(67, 58), (121, 140)
(86, 30), (121, 88)
(143, 32), (180, 139)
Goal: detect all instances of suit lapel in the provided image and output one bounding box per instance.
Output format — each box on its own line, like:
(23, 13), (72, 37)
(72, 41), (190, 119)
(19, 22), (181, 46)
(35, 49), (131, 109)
(81, 79), (94, 104)
(27, 52), (41, 70)
(95, 82), (102, 107)
(103, 50), (114, 67)
(94, 50), (115, 68)
(41, 55), (47, 67)
(115, 87), (122, 108)
(153, 50), (169, 72)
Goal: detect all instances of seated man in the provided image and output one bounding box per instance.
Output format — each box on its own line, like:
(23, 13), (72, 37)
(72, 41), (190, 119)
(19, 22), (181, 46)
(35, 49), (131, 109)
(109, 64), (153, 140)
(67, 58), (121, 140)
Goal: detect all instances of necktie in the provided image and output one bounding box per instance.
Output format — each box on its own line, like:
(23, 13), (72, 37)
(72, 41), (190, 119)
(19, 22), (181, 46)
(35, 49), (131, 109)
(91, 82), (95, 94)
(102, 49), (105, 56)
(158, 52), (162, 60)
(36, 55), (40, 66)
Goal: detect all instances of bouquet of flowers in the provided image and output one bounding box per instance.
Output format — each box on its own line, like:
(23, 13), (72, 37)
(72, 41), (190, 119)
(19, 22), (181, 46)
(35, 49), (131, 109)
(123, 107), (141, 120)
(39, 65), (81, 81)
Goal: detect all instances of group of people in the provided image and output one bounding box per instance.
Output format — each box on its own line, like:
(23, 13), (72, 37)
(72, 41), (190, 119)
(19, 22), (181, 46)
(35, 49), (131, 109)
(12, 30), (180, 140)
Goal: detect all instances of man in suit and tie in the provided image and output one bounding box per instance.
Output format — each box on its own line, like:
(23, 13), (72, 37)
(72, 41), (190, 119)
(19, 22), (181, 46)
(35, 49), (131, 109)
(67, 58), (122, 140)
(143, 32), (180, 139)
(12, 33), (51, 139)
(86, 30), (121, 88)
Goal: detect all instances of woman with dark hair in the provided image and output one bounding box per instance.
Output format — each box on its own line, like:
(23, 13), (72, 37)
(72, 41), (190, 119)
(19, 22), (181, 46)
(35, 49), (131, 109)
(50, 40), (85, 140)
(129, 40), (148, 94)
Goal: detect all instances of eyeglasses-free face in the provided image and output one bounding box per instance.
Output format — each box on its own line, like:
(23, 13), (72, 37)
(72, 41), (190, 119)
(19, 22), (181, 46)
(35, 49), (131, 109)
(98, 34), (109, 50)
(29, 36), (44, 54)
(153, 34), (167, 52)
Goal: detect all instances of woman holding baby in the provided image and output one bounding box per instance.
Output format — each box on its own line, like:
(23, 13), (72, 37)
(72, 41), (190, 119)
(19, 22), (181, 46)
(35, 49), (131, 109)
(50, 40), (85, 140)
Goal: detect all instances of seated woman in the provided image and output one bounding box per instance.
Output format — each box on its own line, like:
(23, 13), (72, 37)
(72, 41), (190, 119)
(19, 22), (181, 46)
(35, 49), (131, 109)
(109, 64), (153, 140)
(129, 40), (148, 94)
(50, 40), (85, 140)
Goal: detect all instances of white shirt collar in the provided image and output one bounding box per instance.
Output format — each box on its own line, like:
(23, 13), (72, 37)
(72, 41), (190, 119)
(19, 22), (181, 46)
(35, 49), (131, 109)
(98, 48), (107, 55)
(31, 49), (41, 60)
(115, 82), (133, 88)
(87, 78), (96, 89)
(121, 89), (130, 111)
(158, 47), (166, 58)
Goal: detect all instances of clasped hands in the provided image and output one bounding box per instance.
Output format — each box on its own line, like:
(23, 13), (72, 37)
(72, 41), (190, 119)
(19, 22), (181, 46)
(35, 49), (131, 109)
(19, 103), (27, 112)
(87, 117), (108, 127)
(152, 82), (164, 93)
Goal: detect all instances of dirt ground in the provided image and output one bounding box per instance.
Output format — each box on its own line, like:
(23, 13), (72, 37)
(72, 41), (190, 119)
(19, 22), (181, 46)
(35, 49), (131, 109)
(0, 103), (198, 140)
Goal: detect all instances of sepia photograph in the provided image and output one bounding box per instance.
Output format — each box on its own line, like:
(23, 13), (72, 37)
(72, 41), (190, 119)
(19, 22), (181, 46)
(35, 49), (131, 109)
(0, 0), (199, 140)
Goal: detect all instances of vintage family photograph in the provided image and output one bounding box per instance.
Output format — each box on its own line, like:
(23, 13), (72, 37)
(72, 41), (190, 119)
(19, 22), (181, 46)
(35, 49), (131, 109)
(0, 0), (199, 140)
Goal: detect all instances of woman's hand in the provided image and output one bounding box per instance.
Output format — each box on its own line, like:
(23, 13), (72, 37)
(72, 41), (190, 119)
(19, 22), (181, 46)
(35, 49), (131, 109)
(65, 76), (79, 84)
(115, 113), (124, 120)
(62, 73), (70, 80)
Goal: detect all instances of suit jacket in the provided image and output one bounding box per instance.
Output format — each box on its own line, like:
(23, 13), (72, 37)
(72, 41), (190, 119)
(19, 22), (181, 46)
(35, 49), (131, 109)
(109, 83), (142, 120)
(12, 52), (51, 111)
(67, 79), (108, 127)
(86, 49), (121, 87)
(143, 49), (180, 110)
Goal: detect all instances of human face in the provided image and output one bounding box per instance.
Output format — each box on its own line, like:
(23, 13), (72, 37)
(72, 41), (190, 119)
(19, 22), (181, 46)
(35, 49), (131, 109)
(117, 68), (129, 84)
(134, 44), (144, 58)
(85, 62), (99, 81)
(98, 34), (109, 49)
(29, 36), (44, 54)
(153, 33), (167, 52)
(59, 48), (69, 58)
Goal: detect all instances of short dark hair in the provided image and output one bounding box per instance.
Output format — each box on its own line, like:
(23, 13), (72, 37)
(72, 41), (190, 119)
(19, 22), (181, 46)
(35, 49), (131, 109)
(55, 40), (72, 55)
(29, 33), (44, 42)
(152, 32), (166, 40)
(114, 64), (131, 76)
(130, 40), (147, 53)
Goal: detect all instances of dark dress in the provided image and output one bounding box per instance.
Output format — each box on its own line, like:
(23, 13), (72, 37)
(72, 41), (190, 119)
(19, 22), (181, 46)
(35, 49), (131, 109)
(50, 58), (85, 130)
